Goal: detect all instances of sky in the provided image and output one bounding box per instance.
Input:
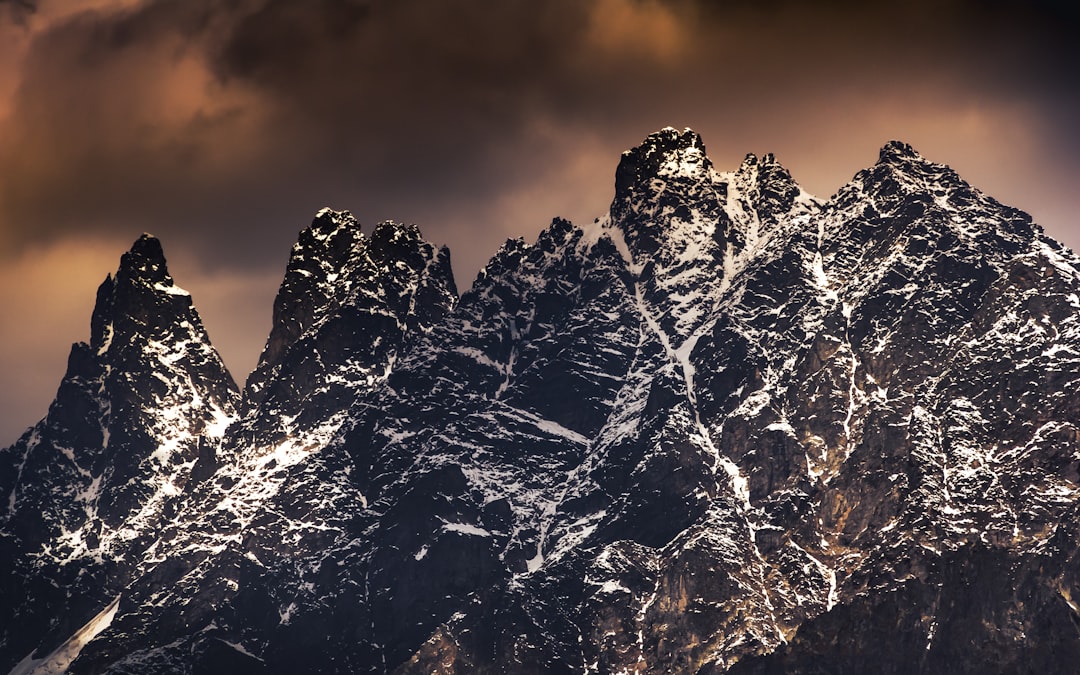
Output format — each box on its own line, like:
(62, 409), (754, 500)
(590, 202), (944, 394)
(0, 0), (1077, 443)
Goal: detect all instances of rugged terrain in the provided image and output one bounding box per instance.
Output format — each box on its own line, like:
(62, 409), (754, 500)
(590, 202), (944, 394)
(2, 128), (1079, 674)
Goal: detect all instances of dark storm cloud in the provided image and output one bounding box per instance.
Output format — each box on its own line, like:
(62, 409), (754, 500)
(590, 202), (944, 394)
(0, 0), (36, 24)
(2, 0), (1076, 277)
(3, 0), (602, 274)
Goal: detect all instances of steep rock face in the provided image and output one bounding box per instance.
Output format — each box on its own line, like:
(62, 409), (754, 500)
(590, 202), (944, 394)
(714, 143), (1080, 675)
(0, 235), (238, 673)
(2, 129), (1080, 675)
(338, 218), (643, 665)
(609, 127), (817, 341)
(60, 212), (459, 674)
(398, 133), (1080, 673)
(148, 216), (647, 672)
(241, 209), (457, 441)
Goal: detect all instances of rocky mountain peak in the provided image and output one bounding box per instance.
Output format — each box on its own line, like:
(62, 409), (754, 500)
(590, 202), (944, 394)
(240, 208), (457, 435)
(88, 234), (215, 363)
(827, 139), (968, 220)
(614, 126), (711, 197)
(877, 138), (921, 164)
(116, 233), (169, 284)
(637, 125), (704, 155)
(608, 128), (720, 255)
(730, 148), (791, 181)
(604, 130), (815, 341)
(294, 208), (362, 273)
(370, 219), (422, 243)
(367, 220), (447, 274)
(730, 150), (793, 193)
(0, 233), (239, 672)
(245, 209), (363, 398)
(75, 234), (238, 434)
(860, 138), (958, 195)
(738, 152), (759, 169)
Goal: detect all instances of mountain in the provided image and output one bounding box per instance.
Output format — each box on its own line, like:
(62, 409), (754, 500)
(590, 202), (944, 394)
(0, 236), (238, 674)
(2, 128), (1079, 674)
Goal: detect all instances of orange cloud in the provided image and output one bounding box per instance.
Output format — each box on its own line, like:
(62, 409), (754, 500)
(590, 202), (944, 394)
(585, 0), (687, 64)
(0, 236), (127, 442)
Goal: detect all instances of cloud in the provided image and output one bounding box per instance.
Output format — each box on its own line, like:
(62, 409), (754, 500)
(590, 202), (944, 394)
(0, 0), (36, 25)
(0, 0), (1075, 264)
(1, 0), (1075, 268)
(585, 0), (686, 64)
(0, 1), (271, 248)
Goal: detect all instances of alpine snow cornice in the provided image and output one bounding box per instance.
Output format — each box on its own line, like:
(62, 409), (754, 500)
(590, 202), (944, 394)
(2, 128), (1080, 674)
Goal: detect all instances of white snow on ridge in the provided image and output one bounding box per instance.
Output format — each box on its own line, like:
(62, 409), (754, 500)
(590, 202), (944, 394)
(152, 282), (190, 297)
(219, 640), (263, 663)
(8, 596), (121, 675)
(442, 522), (492, 537)
(97, 322), (114, 356)
(657, 142), (707, 181)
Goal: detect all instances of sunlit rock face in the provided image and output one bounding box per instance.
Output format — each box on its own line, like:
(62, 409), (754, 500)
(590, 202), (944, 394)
(2, 129), (1080, 674)
(0, 235), (239, 673)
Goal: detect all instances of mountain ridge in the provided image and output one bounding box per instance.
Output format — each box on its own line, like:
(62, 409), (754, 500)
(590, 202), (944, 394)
(2, 129), (1079, 674)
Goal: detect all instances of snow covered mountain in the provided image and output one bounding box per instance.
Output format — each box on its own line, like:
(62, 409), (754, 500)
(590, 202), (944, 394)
(2, 128), (1079, 674)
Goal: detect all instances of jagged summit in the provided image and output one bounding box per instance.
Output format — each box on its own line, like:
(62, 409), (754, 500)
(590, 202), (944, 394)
(371, 218), (424, 241)
(118, 233), (168, 278)
(90, 234), (192, 347)
(88, 235), (226, 371)
(604, 127), (816, 341)
(616, 127), (798, 201)
(610, 127), (805, 233)
(828, 138), (964, 211)
(633, 125), (703, 154)
(615, 126), (711, 193)
(239, 207), (456, 437)
(290, 208), (362, 278)
(857, 138), (979, 200)
(877, 138), (921, 163)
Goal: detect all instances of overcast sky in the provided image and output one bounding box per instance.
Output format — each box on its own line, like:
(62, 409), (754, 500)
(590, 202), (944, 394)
(0, 0), (1077, 443)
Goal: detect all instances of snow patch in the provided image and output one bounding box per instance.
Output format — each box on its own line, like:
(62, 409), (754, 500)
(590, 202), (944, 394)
(97, 322), (114, 356)
(8, 596), (121, 675)
(219, 640), (263, 662)
(152, 282), (190, 296)
(442, 522), (492, 537)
